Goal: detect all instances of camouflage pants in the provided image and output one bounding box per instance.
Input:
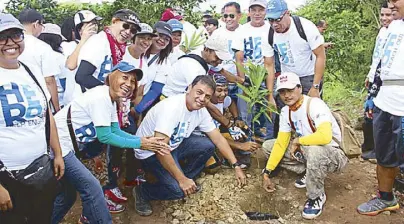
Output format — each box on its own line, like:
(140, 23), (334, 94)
(262, 139), (348, 199)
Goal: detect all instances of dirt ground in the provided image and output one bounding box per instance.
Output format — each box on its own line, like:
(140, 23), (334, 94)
(60, 147), (404, 224)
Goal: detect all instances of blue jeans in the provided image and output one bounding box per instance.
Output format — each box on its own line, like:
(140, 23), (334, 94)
(140, 135), (215, 201)
(52, 151), (112, 224)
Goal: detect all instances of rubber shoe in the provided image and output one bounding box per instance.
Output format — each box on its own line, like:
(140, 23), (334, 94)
(302, 193), (326, 219)
(77, 215), (89, 224)
(132, 186), (152, 216)
(104, 187), (128, 203)
(295, 173), (306, 188)
(357, 196), (399, 216)
(106, 198), (125, 214)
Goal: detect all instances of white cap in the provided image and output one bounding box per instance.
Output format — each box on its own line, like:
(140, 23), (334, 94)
(42, 23), (66, 40)
(249, 0), (267, 8)
(74, 10), (102, 26)
(205, 34), (232, 61)
(276, 72), (301, 92)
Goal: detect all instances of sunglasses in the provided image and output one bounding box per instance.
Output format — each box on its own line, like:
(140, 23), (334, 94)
(223, 14), (236, 19)
(0, 32), (24, 45)
(122, 23), (138, 34)
(268, 11), (287, 23)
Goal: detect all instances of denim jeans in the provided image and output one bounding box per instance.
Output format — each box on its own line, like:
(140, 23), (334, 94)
(104, 115), (138, 190)
(140, 135), (215, 201)
(52, 151), (112, 224)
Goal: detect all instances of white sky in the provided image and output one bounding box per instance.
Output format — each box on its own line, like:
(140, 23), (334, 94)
(0, 0), (307, 13)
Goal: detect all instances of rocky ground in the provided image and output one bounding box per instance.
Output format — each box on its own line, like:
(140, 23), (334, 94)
(61, 146), (404, 224)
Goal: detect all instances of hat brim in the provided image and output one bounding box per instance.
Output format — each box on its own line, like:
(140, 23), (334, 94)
(249, 3), (266, 9)
(117, 68), (143, 81)
(156, 28), (172, 38)
(172, 28), (183, 32)
(82, 16), (103, 23)
(136, 31), (158, 37)
(0, 24), (24, 33)
(266, 11), (284, 20)
(276, 83), (297, 92)
(122, 19), (141, 32)
(215, 50), (233, 61)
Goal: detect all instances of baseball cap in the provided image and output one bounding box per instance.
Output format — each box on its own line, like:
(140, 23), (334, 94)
(18, 9), (44, 24)
(0, 13), (24, 33)
(276, 72), (301, 92)
(212, 73), (228, 86)
(42, 23), (66, 40)
(167, 19), (183, 32)
(160, 8), (183, 22)
(249, 0), (267, 9)
(111, 61), (143, 81)
(74, 10), (102, 26)
(136, 23), (157, 37)
(205, 34), (232, 61)
(113, 9), (141, 31)
(266, 0), (289, 19)
(154, 21), (172, 38)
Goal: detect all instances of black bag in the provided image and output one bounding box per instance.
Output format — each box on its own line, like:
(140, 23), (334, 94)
(0, 62), (56, 190)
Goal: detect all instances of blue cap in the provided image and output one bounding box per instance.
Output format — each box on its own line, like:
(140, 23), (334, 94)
(266, 0), (288, 19)
(167, 19), (183, 32)
(111, 61), (143, 81)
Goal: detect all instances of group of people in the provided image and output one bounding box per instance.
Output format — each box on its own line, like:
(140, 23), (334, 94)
(0, 0), (403, 223)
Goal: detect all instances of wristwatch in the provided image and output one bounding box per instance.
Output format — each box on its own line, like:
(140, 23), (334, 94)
(231, 161), (242, 169)
(262, 168), (272, 176)
(313, 83), (320, 89)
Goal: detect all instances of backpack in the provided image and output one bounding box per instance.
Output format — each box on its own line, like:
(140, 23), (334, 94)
(269, 16), (308, 74)
(289, 97), (362, 157)
(178, 54), (209, 74)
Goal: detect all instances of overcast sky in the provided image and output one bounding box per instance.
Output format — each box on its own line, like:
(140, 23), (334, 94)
(0, 0), (307, 13)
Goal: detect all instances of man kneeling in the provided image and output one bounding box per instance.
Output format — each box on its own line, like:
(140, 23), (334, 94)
(133, 75), (247, 216)
(261, 72), (348, 219)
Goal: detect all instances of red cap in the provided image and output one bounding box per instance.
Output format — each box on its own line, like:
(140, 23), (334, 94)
(160, 8), (182, 22)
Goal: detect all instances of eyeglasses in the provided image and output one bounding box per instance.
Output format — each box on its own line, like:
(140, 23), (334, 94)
(223, 14), (236, 19)
(0, 32), (24, 45)
(268, 11), (287, 23)
(122, 23), (138, 34)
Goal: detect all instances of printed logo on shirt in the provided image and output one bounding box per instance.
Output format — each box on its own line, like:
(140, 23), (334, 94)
(373, 36), (386, 61)
(98, 55), (113, 82)
(75, 122), (97, 143)
(169, 122), (188, 148)
(244, 36), (263, 64)
(275, 42), (295, 65)
(381, 33), (404, 73)
(0, 83), (45, 127)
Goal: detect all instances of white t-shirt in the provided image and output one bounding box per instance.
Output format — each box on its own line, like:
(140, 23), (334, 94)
(51, 50), (67, 106)
(367, 27), (388, 82)
(122, 48), (148, 86)
(162, 50), (207, 97)
(0, 63), (50, 170)
(213, 26), (240, 77)
(143, 54), (172, 95)
(61, 41), (82, 106)
(78, 31), (112, 84)
(54, 85), (118, 157)
(213, 96), (232, 127)
(279, 96), (341, 147)
(374, 20), (404, 116)
(232, 22), (271, 66)
(19, 35), (61, 78)
(168, 46), (185, 65)
(135, 94), (216, 159)
(261, 17), (324, 78)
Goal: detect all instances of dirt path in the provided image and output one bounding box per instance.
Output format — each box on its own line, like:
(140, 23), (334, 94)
(60, 151), (404, 224)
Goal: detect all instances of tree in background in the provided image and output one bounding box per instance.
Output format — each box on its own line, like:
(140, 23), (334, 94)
(296, 0), (385, 90)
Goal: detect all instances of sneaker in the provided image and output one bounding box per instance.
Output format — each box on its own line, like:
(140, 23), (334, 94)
(132, 186), (152, 216)
(302, 193), (327, 219)
(357, 196), (399, 216)
(295, 173), (307, 188)
(106, 198), (125, 214)
(104, 187), (128, 203)
(78, 215), (89, 224)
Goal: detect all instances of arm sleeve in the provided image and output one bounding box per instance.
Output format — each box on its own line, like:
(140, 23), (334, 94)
(304, 19), (324, 50)
(135, 81), (164, 113)
(42, 45), (62, 78)
(111, 122), (135, 138)
(75, 60), (103, 89)
(298, 122), (332, 145)
(261, 31), (275, 58)
(96, 125), (141, 148)
(265, 131), (291, 171)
